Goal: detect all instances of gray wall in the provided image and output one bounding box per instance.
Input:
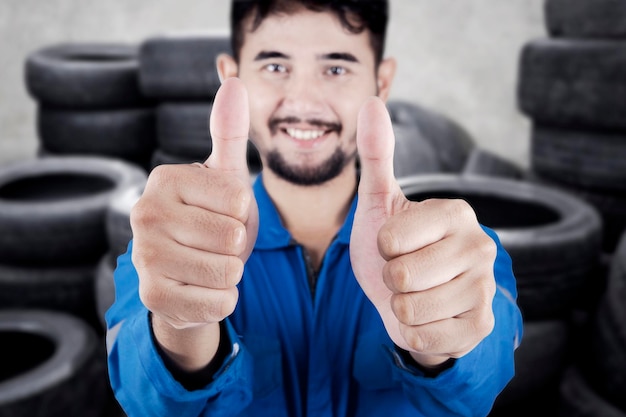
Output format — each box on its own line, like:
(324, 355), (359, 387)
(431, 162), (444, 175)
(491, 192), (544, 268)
(0, 0), (546, 168)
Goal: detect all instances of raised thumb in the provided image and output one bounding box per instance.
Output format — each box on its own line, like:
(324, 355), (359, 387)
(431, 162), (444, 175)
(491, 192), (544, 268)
(205, 77), (250, 181)
(356, 96), (398, 202)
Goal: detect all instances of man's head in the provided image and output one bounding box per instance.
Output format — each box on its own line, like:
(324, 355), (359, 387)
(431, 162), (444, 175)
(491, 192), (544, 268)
(217, 0), (396, 186)
(230, 0), (389, 66)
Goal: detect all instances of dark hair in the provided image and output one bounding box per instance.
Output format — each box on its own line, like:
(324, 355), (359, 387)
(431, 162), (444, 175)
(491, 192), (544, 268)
(230, 0), (389, 65)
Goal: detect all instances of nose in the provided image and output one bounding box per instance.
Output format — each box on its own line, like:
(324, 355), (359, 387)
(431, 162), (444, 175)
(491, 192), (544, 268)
(280, 70), (328, 117)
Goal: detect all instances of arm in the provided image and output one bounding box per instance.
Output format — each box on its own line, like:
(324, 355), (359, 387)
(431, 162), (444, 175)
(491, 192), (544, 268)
(105, 243), (254, 417)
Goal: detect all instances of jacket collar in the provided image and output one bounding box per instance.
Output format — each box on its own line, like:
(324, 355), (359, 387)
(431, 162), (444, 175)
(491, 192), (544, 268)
(253, 173), (357, 250)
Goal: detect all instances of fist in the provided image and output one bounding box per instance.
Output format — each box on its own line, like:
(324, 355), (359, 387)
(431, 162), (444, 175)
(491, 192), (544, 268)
(130, 78), (259, 330)
(350, 97), (497, 368)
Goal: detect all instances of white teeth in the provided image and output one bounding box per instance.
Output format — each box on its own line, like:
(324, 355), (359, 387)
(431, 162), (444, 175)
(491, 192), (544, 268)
(286, 128), (325, 140)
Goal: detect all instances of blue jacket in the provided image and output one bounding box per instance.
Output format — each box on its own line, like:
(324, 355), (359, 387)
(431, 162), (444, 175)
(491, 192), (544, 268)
(106, 175), (523, 417)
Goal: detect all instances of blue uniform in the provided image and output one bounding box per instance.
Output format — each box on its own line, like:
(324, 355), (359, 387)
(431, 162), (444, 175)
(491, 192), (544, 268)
(106, 175), (523, 417)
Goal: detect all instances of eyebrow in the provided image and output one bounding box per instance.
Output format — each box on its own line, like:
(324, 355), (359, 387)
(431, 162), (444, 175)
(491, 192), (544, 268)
(254, 51), (289, 61)
(253, 50), (359, 63)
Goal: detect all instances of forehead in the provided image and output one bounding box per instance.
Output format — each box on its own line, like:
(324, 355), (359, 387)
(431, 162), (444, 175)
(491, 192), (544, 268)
(239, 8), (375, 63)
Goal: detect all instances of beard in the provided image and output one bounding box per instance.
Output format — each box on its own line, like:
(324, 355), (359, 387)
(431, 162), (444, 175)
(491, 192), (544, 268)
(265, 147), (355, 186)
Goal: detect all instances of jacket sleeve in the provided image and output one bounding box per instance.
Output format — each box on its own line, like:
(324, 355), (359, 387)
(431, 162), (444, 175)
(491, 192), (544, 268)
(105, 240), (254, 417)
(386, 225), (524, 417)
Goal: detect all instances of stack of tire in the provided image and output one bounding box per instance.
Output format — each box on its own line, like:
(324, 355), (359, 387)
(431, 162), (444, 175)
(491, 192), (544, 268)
(0, 156), (147, 416)
(515, 1), (626, 415)
(137, 32), (261, 174)
(24, 43), (157, 173)
(396, 173), (603, 417)
(518, 0), (626, 257)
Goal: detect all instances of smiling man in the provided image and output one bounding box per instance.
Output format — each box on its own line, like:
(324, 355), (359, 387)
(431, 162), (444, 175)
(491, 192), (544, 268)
(105, 1), (523, 416)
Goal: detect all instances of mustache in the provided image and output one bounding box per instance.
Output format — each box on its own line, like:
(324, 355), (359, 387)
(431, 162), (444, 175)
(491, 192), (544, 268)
(268, 116), (342, 135)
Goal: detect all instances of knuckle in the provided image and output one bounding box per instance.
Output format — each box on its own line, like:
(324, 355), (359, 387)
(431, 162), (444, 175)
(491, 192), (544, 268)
(384, 259), (411, 293)
(400, 325), (427, 352)
(223, 256), (244, 287)
(225, 180), (252, 221)
(391, 294), (415, 324)
(212, 288), (239, 320)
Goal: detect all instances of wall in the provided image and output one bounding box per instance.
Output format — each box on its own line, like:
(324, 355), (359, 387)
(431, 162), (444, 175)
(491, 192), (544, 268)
(0, 0), (546, 168)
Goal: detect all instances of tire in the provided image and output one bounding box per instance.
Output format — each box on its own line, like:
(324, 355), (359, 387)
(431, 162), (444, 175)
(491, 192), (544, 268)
(531, 124), (626, 192)
(25, 43), (149, 109)
(559, 365), (626, 417)
(398, 174), (603, 320)
(150, 148), (202, 170)
(518, 38), (626, 130)
(139, 33), (230, 100)
(545, 0), (626, 39)
(106, 181), (145, 264)
(157, 102), (213, 158)
(587, 231), (626, 411)
(490, 320), (569, 416)
(0, 309), (108, 417)
(392, 123), (442, 179)
(527, 170), (626, 254)
(0, 156), (147, 266)
(387, 100), (475, 172)
(38, 106), (157, 171)
(462, 147), (525, 180)
(0, 262), (99, 331)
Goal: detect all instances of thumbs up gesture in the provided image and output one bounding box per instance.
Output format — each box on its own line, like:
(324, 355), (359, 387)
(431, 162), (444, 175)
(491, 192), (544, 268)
(130, 78), (258, 370)
(350, 97), (497, 369)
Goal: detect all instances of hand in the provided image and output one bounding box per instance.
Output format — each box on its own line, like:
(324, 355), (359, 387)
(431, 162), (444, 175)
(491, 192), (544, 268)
(130, 77), (258, 370)
(349, 97), (497, 368)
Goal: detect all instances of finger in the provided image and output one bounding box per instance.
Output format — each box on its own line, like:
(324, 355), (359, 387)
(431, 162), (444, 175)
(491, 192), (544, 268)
(140, 278), (240, 324)
(356, 96), (402, 205)
(378, 198), (482, 260)
(382, 238), (472, 293)
(388, 270), (489, 326)
(143, 164), (251, 223)
(399, 306), (495, 356)
(205, 77), (251, 182)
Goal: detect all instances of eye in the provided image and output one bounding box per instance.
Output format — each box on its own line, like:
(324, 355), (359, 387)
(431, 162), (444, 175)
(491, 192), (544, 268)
(265, 63), (287, 73)
(327, 66), (347, 76)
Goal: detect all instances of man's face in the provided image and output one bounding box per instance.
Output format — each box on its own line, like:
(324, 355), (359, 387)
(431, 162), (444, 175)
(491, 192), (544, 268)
(231, 8), (389, 185)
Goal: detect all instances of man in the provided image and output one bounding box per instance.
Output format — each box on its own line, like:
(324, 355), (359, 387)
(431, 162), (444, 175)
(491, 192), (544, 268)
(106, 1), (523, 416)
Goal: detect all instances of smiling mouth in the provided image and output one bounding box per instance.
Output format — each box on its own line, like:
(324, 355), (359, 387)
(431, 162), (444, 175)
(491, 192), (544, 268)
(284, 128), (327, 141)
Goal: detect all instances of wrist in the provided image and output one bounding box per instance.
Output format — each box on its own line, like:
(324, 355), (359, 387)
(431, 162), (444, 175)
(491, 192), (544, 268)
(151, 314), (221, 372)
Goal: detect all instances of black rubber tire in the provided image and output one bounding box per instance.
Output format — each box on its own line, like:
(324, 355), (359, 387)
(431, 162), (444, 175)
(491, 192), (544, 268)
(0, 309), (108, 417)
(157, 102), (213, 158)
(95, 253), (115, 332)
(398, 174), (603, 320)
(392, 123), (442, 179)
(387, 99), (475, 172)
(527, 170), (626, 254)
(106, 181), (145, 264)
(490, 320), (569, 416)
(518, 38), (626, 130)
(545, 0), (626, 39)
(25, 42), (149, 109)
(559, 365), (626, 417)
(37, 106), (157, 171)
(0, 262), (100, 331)
(150, 148), (202, 170)
(586, 232), (626, 411)
(462, 147), (525, 180)
(139, 33), (230, 100)
(531, 124), (626, 192)
(0, 156), (147, 266)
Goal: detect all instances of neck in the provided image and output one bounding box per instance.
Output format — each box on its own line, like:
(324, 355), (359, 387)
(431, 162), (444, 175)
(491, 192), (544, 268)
(263, 165), (357, 268)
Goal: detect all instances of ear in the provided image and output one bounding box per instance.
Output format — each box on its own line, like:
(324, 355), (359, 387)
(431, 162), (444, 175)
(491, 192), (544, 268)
(376, 56), (397, 103)
(216, 53), (239, 83)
